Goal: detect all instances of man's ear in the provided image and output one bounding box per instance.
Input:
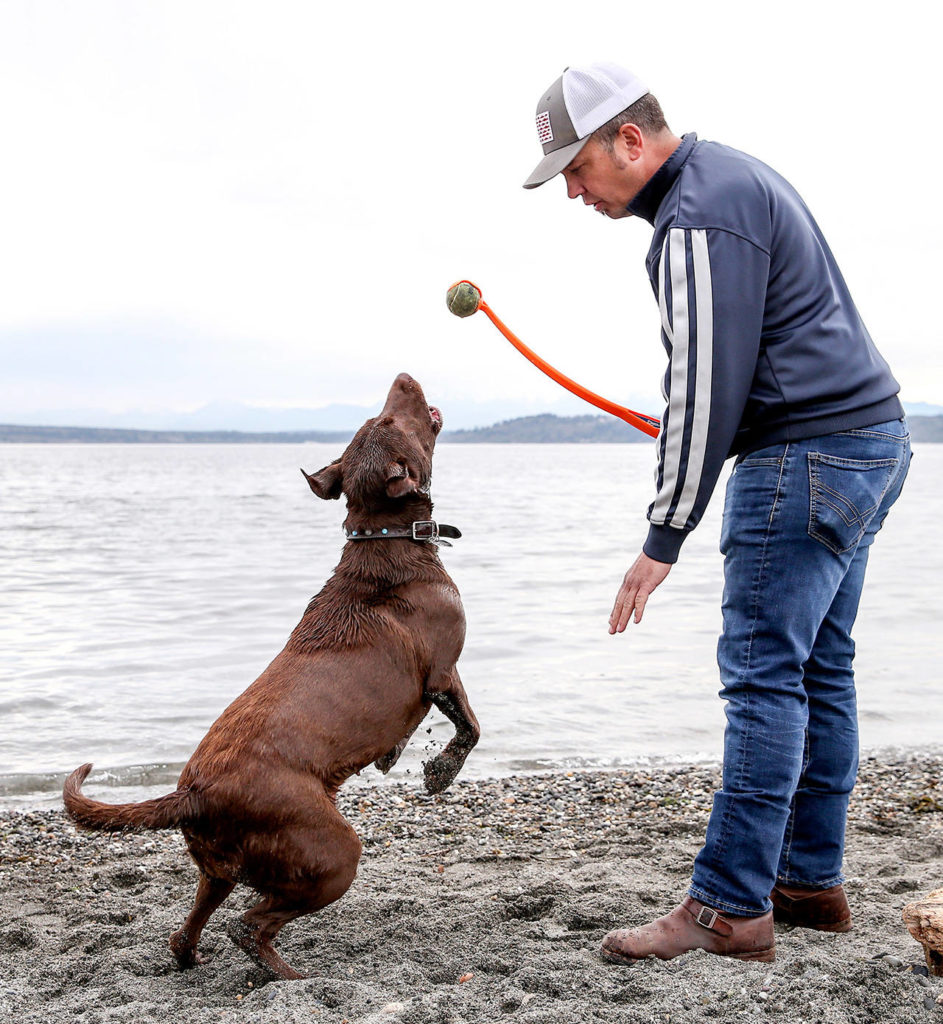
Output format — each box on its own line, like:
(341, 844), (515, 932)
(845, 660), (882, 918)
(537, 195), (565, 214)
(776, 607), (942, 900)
(617, 121), (644, 161)
(385, 460), (418, 499)
(301, 458), (344, 500)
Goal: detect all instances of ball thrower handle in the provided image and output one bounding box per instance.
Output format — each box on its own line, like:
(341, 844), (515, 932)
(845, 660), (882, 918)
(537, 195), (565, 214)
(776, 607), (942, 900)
(450, 281), (661, 439)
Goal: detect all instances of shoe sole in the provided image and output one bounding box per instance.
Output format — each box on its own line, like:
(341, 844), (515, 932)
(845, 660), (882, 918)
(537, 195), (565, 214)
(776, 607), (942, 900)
(772, 907), (852, 933)
(601, 946), (775, 965)
(774, 917), (852, 933)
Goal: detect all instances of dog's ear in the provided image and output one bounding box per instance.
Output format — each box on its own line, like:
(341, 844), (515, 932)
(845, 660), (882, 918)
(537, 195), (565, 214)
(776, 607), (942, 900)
(385, 460), (418, 499)
(301, 459), (344, 500)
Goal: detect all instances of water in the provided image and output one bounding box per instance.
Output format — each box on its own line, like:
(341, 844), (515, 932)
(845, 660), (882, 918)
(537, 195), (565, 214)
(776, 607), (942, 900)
(2, 442), (940, 808)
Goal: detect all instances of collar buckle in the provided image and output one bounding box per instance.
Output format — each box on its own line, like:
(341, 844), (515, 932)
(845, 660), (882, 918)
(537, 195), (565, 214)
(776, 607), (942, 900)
(411, 520), (439, 543)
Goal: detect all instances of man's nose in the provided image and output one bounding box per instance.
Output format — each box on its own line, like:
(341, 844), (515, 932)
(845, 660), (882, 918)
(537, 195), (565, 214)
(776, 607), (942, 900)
(563, 173), (582, 200)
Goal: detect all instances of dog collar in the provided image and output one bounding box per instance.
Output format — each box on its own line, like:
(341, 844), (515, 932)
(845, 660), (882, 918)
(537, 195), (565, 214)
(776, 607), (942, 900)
(344, 520), (462, 547)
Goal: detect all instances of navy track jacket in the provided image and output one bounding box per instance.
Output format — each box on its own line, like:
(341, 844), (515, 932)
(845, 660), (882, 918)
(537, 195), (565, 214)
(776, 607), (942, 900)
(627, 134), (903, 563)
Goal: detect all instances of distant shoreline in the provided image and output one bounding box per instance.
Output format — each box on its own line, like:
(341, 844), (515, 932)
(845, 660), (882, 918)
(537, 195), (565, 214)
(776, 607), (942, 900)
(3, 413), (942, 444)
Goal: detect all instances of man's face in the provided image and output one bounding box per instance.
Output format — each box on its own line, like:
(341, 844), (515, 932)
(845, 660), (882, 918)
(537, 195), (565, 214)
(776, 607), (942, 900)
(561, 137), (642, 220)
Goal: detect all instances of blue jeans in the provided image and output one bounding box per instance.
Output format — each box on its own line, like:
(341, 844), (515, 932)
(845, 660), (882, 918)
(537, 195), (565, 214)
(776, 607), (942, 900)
(689, 419), (911, 915)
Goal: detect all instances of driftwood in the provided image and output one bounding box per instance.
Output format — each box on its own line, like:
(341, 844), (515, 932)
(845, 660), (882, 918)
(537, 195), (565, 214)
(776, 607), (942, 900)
(903, 888), (943, 976)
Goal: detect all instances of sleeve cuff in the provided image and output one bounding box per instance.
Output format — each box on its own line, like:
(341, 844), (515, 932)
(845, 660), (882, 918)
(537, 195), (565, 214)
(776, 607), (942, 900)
(643, 523), (688, 564)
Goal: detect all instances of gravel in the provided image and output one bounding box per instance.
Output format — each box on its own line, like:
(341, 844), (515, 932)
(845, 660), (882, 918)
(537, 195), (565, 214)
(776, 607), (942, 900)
(3, 752), (942, 1023)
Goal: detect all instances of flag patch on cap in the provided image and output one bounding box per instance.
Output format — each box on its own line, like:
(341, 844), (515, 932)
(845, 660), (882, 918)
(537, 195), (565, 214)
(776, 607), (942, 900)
(536, 110), (553, 144)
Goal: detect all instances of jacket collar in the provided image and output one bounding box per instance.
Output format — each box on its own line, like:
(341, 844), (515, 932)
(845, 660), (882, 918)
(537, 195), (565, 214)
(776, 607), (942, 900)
(627, 132), (697, 225)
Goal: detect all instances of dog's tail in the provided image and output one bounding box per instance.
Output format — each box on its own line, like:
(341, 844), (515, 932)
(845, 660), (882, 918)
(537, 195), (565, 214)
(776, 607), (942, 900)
(63, 763), (200, 832)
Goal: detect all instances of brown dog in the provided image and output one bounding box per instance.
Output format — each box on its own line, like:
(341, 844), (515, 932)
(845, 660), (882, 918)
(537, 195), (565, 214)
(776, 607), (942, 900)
(63, 373), (479, 980)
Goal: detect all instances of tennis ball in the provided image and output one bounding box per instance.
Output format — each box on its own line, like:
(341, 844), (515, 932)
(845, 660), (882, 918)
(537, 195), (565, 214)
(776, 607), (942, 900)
(446, 281), (481, 318)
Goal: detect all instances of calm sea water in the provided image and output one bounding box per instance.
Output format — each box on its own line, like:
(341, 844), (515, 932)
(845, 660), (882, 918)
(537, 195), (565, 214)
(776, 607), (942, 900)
(2, 442), (940, 808)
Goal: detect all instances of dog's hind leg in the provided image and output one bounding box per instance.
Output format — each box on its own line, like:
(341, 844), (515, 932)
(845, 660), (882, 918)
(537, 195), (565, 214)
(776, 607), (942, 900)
(229, 811), (362, 980)
(169, 873), (236, 968)
(423, 668), (480, 794)
(228, 896), (311, 980)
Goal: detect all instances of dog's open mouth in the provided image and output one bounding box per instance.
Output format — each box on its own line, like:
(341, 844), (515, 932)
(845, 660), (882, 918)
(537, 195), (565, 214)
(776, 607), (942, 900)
(429, 406), (443, 434)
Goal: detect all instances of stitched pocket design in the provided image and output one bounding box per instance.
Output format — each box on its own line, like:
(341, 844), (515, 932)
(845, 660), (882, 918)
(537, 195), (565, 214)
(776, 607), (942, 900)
(807, 453), (897, 555)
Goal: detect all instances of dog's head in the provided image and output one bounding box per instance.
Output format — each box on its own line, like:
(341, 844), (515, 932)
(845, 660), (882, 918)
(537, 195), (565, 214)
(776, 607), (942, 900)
(302, 373), (443, 509)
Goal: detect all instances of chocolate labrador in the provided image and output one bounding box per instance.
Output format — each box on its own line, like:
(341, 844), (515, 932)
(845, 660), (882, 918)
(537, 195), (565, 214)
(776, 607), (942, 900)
(63, 372), (479, 980)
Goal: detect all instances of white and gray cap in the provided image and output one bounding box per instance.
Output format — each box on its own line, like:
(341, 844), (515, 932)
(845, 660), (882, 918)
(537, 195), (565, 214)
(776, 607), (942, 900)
(523, 62), (649, 189)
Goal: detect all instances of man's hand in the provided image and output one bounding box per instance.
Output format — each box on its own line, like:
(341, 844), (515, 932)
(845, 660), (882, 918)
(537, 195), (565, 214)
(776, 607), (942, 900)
(608, 552), (673, 633)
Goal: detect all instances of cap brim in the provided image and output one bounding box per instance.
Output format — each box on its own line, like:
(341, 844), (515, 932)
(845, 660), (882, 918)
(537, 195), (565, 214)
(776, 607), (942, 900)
(522, 137), (589, 190)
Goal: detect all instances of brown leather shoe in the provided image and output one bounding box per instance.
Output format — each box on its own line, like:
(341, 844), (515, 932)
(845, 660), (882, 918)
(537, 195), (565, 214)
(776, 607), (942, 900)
(771, 883), (852, 932)
(601, 896), (775, 964)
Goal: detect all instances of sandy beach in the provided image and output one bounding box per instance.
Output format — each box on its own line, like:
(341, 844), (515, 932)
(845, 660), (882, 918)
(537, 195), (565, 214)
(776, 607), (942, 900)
(3, 754), (942, 1023)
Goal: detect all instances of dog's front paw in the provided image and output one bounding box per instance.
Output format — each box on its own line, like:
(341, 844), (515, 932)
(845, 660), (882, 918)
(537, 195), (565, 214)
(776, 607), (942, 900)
(423, 754), (460, 795)
(375, 740), (406, 774)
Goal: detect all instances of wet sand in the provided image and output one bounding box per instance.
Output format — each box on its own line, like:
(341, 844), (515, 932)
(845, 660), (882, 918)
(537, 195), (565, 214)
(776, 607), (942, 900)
(3, 754), (942, 1023)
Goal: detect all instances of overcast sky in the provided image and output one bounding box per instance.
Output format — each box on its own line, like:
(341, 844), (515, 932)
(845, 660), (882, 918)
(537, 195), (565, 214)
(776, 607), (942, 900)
(1, 1), (939, 427)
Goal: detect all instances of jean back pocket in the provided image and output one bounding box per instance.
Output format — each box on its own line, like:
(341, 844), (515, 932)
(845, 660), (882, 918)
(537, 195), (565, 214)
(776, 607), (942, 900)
(807, 452), (898, 555)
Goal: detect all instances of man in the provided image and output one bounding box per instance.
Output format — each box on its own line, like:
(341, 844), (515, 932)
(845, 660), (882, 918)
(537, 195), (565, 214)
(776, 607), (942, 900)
(523, 63), (910, 964)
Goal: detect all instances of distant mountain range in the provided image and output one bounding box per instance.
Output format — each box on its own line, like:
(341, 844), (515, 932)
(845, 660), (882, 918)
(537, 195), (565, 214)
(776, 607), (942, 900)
(5, 398), (939, 435)
(1, 396), (611, 434)
(3, 412), (942, 444)
(446, 414), (651, 443)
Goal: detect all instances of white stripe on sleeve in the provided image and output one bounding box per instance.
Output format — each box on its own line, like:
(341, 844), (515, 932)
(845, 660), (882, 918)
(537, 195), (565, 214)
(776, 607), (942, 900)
(650, 228), (690, 525)
(657, 232), (673, 347)
(670, 229), (713, 527)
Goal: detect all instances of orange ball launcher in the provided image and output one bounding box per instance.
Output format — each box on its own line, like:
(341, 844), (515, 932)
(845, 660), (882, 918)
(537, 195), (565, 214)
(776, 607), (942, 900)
(445, 280), (660, 439)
